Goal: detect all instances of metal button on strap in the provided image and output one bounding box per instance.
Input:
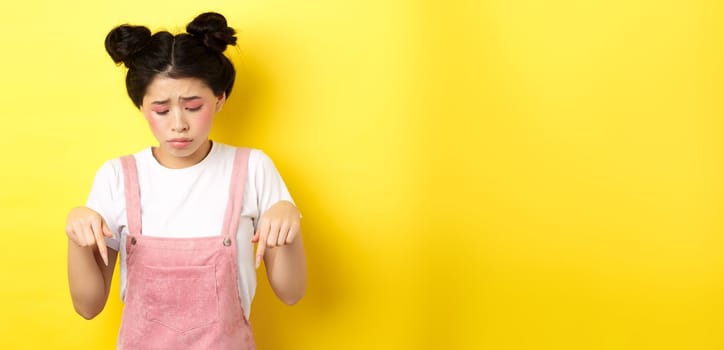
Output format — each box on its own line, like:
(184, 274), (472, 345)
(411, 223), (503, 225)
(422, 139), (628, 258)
(130, 237), (137, 245)
(223, 237), (232, 247)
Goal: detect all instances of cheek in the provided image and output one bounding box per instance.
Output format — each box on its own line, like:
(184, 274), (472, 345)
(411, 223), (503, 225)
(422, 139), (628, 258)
(143, 112), (163, 133)
(195, 109), (214, 129)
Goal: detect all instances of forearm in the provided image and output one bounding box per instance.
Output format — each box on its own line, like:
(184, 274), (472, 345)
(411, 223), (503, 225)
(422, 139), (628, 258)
(264, 236), (307, 305)
(67, 241), (112, 319)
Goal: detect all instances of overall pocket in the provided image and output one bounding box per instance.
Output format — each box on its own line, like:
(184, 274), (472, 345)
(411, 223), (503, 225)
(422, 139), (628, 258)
(141, 264), (220, 333)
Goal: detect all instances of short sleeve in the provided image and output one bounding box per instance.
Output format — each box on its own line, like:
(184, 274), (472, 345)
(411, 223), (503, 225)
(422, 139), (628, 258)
(250, 150), (295, 228)
(85, 160), (124, 251)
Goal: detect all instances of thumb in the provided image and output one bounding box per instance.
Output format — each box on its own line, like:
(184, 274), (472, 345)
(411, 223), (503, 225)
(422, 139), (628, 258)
(101, 221), (114, 238)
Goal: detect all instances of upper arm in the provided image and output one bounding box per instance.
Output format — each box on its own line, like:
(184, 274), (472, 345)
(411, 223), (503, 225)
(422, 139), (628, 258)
(251, 150), (295, 226)
(86, 160), (123, 250)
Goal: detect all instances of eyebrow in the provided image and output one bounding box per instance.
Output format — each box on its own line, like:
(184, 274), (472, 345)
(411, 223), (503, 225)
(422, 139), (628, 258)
(150, 96), (203, 105)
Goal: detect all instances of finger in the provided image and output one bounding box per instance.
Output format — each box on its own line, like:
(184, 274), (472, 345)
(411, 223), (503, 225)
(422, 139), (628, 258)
(91, 219), (109, 266)
(255, 219), (270, 269)
(251, 217), (268, 243)
(83, 223), (97, 247)
(255, 240), (266, 269)
(96, 236), (109, 266)
(101, 221), (114, 238)
(277, 221), (290, 246)
(286, 222), (300, 244)
(266, 221), (281, 248)
(66, 224), (80, 245)
(73, 222), (90, 247)
(66, 224), (76, 240)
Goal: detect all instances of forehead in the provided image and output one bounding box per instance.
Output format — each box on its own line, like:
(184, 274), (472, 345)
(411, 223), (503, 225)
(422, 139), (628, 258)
(143, 76), (215, 102)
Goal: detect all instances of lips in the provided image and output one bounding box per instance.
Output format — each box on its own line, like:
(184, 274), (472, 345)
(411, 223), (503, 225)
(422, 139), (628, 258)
(167, 138), (193, 149)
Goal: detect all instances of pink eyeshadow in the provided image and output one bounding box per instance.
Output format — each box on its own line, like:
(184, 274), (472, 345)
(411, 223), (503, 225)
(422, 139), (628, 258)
(184, 101), (203, 109)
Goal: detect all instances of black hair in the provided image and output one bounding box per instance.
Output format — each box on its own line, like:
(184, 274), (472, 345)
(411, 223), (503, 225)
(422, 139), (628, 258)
(104, 12), (237, 107)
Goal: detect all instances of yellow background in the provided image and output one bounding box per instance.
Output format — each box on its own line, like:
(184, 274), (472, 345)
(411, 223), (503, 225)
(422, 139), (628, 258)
(1, 0), (723, 349)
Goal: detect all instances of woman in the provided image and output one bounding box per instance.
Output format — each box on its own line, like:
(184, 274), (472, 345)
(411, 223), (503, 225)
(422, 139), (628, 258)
(66, 12), (306, 349)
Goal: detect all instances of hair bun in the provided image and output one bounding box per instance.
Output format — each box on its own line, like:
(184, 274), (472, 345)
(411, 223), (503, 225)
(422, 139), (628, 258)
(105, 25), (152, 67)
(186, 12), (237, 53)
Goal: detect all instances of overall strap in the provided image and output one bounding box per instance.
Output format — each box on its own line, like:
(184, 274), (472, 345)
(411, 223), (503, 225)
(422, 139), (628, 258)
(120, 155), (142, 235)
(221, 148), (251, 239)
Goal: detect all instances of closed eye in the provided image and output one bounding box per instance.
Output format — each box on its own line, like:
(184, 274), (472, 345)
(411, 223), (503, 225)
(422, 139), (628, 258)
(186, 106), (202, 112)
(155, 110), (170, 116)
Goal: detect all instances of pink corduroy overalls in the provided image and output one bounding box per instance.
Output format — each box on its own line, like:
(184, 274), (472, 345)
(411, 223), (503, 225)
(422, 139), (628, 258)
(117, 147), (256, 350)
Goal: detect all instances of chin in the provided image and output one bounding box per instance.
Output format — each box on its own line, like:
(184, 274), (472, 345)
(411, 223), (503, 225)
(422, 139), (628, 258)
(175, 148), (200, 158)
(161, 145), (196, 158)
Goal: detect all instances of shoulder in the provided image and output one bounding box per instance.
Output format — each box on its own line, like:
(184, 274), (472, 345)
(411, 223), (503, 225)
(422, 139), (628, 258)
(92, 147), (153, 183)
(87, 158), (126, 206)
(250, 148), (274, 166)
(93, 158), (123, 181)
(248, 149), (281, 178)
(215, 142), (275, 168)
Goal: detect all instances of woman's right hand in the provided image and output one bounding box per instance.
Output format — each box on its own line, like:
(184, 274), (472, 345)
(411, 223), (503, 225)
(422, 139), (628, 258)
(66, 206), (114, 266)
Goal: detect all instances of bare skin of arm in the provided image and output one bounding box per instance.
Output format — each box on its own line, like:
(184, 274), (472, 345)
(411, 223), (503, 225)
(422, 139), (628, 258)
(253, 200), (307, 305)
(264, 235), (306, 305)
(66, 206), (118, 319)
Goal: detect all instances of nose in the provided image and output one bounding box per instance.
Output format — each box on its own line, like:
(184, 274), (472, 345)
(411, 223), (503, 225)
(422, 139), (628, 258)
(170, 110), (189, 132)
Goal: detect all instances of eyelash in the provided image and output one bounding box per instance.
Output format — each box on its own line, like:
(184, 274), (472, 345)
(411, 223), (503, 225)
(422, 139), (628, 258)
(155, 106), (202, 115)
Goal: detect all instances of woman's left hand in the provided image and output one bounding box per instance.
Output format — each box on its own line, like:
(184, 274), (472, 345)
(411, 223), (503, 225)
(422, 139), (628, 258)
(251, 200), (301, 269)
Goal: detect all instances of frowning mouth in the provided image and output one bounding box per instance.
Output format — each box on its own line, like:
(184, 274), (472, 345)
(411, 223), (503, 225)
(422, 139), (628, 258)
(167, 138), (193, 149)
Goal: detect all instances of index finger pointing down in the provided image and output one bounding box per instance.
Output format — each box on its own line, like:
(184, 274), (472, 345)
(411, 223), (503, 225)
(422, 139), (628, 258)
(91, 219), (109, 266)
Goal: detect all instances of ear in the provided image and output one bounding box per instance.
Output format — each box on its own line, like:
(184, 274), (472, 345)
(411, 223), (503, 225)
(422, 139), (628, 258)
(215, 93), (226, 113)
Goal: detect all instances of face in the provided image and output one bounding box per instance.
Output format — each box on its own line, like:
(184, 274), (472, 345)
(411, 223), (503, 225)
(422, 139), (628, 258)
(140, 76), (225, 168)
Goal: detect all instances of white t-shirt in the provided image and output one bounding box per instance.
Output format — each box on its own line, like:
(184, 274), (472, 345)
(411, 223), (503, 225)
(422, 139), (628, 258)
(85, 141), (294, 318)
